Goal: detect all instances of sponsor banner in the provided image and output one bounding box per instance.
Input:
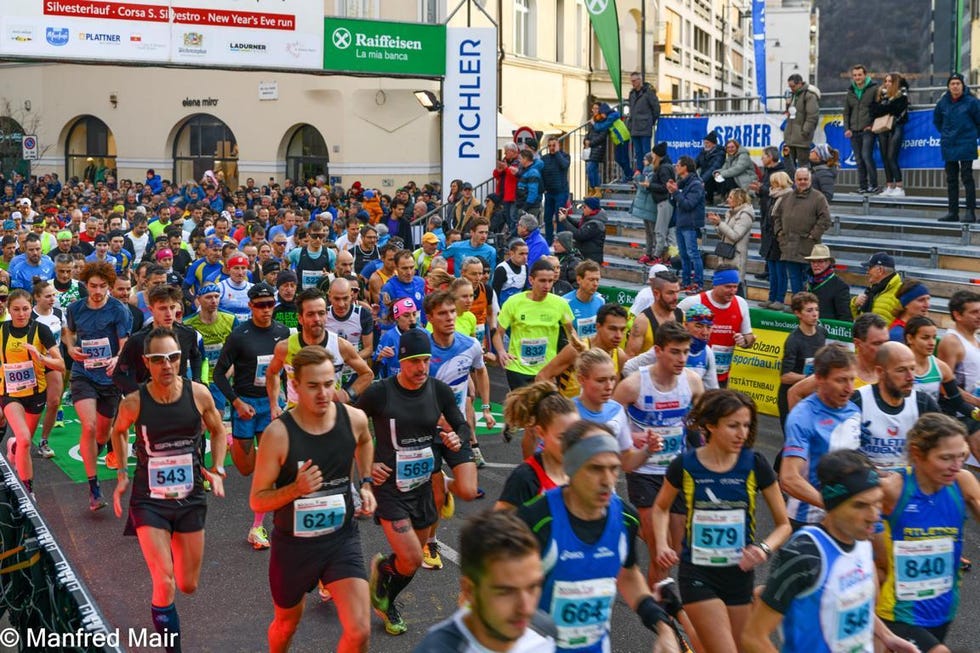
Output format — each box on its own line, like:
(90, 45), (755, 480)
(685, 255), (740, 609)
(323, 17), (445, 76)
(598, 285), (638, 308)
(657, 109), (960, 170)
(441, 27), (495, 210)
(0, 0), (322, 69)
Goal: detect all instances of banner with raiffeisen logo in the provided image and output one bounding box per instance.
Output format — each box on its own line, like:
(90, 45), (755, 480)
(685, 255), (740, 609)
(728, 308), (852, 416)
(322, 17), (445, 76)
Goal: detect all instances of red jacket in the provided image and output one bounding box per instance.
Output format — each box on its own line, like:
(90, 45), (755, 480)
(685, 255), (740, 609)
(493, 161), (520, 202)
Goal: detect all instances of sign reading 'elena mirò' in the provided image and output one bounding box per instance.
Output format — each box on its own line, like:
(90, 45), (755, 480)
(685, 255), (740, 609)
(323, 17), (445, 76)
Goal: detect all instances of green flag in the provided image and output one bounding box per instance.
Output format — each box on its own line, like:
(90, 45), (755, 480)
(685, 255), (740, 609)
(585, 0), (622, 103)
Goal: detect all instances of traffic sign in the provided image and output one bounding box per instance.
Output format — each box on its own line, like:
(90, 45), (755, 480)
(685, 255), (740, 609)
(22, 135), (38, 160)
(513, 126), (536, 147)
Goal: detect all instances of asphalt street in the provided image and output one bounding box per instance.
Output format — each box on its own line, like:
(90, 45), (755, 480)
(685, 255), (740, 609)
(24, 368), (980, 652)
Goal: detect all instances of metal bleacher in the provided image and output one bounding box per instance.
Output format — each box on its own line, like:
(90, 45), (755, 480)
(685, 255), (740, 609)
(599, 183), (980, 326)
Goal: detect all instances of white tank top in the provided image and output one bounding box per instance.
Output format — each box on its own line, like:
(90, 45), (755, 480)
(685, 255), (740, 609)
(625, 366), (693, 475)
(324, 305), (364, 347)
(948, 329), (980, 397)
(857, 384), (919, 471)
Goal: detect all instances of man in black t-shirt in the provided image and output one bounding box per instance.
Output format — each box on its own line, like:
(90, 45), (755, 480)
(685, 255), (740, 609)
(358, 329), (477, 637)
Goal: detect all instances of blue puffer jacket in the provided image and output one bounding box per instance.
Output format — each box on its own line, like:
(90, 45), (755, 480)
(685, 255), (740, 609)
(516, 158), (543, 208)
(672, 173), (705, 230)
(541, 150), (570, 193)
(934, 88), (980, 162)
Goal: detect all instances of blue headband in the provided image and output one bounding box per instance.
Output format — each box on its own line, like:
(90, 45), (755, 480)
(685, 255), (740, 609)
(563, 434), (620, 477)
(712, 269), (740, 287)
(198, 283), (221, 296)
(899, 283), (929, 307)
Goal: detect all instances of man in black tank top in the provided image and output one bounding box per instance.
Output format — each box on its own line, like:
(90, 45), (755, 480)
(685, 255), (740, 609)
(250, 347), (375, 653)
(110, 328), (228, 653)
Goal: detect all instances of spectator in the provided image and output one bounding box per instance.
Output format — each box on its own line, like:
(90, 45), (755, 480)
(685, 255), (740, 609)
(773, 167), (831, 294)
(783, 73), (821, 168)
(888, 279), (931, 342)
(843, 64), (880, 194)
(552, 231), (582, 294)
(584, 102), (614, 196)
(803, 244), (851, 321)
(808, 144), (839, 201)
(778, 292), (828, 430)
(707, 187), (753, 284)
(871, 72), (910, 197)
(695, 131), (726, 204)
(557, 197), (606, 265)
(631, 152), (659, 264)
(515, 150), (543, 218)
(144, 169), (163, 195)
(540, 138), (570, 243)
(714, 138), (756, 194)
(666, 155), (706, 292)
(752, 146), (788, 283)
(935, 72), (980, 223)
(516, 213), (549, 270)
(627, 71), (662, 172)
(452, 182), (478, 232)
(851, 251), (902, 322)
(493, 143), (521, 231)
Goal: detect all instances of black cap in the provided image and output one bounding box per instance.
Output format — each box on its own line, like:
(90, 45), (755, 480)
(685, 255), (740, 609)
(247, 282), (276, 300)
(861, 252), (895, 269)
(704, 131), (719, 144)
(276, 270), (298, 287)
(94, 234), (109, 244)
(398, 328), (431, 361)
(652, 142), (668, 157)
(262, 260), (281, 275)
(462, 182), (473, 190)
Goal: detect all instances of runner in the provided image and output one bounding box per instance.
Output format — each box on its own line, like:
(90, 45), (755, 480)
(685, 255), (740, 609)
(493, 259), (581, 455)
(360, 329), (476, 636)
(622, 304), (720, 391)
(741, 449), (919, 653)
(876, 413), (980, 653)
(562, 260), (605, 339)
(31, 279), (65, 455)
(780, 343), (862, 529)
(627, 269), (683, 357)
(323, 277), (375, 384)
(514, 420), (679, 653)
(935, 290), (980, 461)
(182, 283), (238, 418)
(287, 219), (335, 291)
(212, 282), (291, 550)
(217, 253), (253, 322)
(491, 238), (528, 309)
(1, 289), (63, 497)
(249, 348), (375, 653)
(379, 249), (427, 326)
(63, 261), (132, 511)
(613, 322), (705, 584)
(110, 327), (227, 653)
(536, 303), (628, 399)
(414, 510), (558, 652)
(496, 381), (577, 510)
(653, 390), (790, 653)
(374, 298), (419, 379)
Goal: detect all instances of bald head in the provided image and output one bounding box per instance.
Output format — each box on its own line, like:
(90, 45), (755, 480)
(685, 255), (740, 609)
(876, 341), (916, 400)
(335, 250), (354, 276)
(875, 341), (914, 368)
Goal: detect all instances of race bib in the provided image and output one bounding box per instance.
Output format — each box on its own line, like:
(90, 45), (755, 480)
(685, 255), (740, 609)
(254, 354), (273, 386)
(81, 337), (111, 369)
(893, 538), (954, 601)
(834, 600), (872, 651)
(301, 269), (324, 288)
(3, 361), (37, 393)
(293, 494), (346, 537)
(395, 447), (434, 493)
(713, 345), (734, 375)
(475, 323), (486, 346)
(550, 577), (616, 650)
(788, 106), (798, 119)
(453, 389), (467, 415)
(203, 342), (223, 365)
(803, 357), (815, 376)
(148, 454), (194, 500)
(691, 509), (745, 566)
(576, 316), (597, 339)
(647, 424), (685, 467)
(519, 337), (548, 366)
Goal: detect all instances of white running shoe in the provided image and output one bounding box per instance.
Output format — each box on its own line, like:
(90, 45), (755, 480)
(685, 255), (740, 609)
(891, 187), (905, 197)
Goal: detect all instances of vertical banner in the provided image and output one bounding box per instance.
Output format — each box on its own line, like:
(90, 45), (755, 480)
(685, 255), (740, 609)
(442, 27), (497, 202)
(752, 0), (766, 106)
(585, 0), (622, 103)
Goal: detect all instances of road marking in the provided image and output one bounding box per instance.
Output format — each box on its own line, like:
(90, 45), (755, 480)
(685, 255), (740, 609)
(437, 540), (461, 566)
(479, 462), (517, 469)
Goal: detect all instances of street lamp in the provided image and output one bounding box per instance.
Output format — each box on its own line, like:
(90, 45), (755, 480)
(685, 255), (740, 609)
(414, 90), (442, 112)
(779, 61), (800, 86)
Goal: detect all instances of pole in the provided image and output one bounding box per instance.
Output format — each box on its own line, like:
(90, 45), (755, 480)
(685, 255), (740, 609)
(641, 0), (646, 81)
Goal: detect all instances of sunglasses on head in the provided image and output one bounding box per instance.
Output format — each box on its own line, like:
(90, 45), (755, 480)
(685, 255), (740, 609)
(252, 300), (276, 309)
(145, 351), (181, 365)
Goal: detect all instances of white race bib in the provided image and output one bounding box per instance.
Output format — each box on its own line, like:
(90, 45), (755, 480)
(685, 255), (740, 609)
(646, 424), (685, 467)
(254, 354), (273, 386)
(301, 269), (325, 288)
(691, 509), (745, 566)
(713, 344), (734, 375)
(203, 342), (222, 365)
(395, 447), (435, 493)
(148, 454), (194, 500)
(893, 538), (954, 601)
(3, 361), (37, 393)
(519, 337), (548, 366)
(576, 316), (597, 338)
(81, 337), (111, 369)
(293, 494), (346, 537)
(550, 578), (616, 650)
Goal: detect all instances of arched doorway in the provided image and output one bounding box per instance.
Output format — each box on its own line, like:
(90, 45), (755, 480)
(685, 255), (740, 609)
(0, 117), (28, 179)
(172, 114), (238, 188)
(65, 116), (117, 184)
(285, 125), (329, 184)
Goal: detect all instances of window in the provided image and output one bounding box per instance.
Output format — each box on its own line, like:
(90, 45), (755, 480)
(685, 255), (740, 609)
(0, 117), (27, 179)
(556, 0), (565, 63)
(694, 27), (710, 56)
(419, 0), (440, 23)
(575, 0), (584, 67)
(336, 0), (377, 18)
(172, 114), (238, 188)
(285, 125), (330, 184)
(514, 0), (535, 57)
(65, 116), (116, 183)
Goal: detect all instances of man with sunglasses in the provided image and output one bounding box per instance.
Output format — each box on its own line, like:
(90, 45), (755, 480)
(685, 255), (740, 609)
(269, 236), (289, 264)
(111, 327), (227, 653)
(213, 283), (291, 550)
(288, 221), (335, 291)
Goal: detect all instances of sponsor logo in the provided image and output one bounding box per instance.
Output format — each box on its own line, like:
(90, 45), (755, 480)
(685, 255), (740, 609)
(8, 27), (34, 43)
(178, 32), (205, 55)
(331, 27), (352, 50)
(78, 32), (121, 43)
(285, 40), (316, 58)
(46, 27), (69, 46)
(559, 550), (585, 561)
(130, 34), (141, 42)
(229, 42), (267, 53)
(886, 426), (899, 436)
(594, 547), (616, 559)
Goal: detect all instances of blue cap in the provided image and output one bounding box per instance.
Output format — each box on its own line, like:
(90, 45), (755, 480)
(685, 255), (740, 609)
(197, 283), (221, 296)
(583, 197), (601, 211)
(205, 236), (223, 249)
(2, 221), (13, 230)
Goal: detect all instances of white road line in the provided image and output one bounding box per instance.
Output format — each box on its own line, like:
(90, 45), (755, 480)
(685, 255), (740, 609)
(437, 540), (461, 566)
(479, 462), (518, 469)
